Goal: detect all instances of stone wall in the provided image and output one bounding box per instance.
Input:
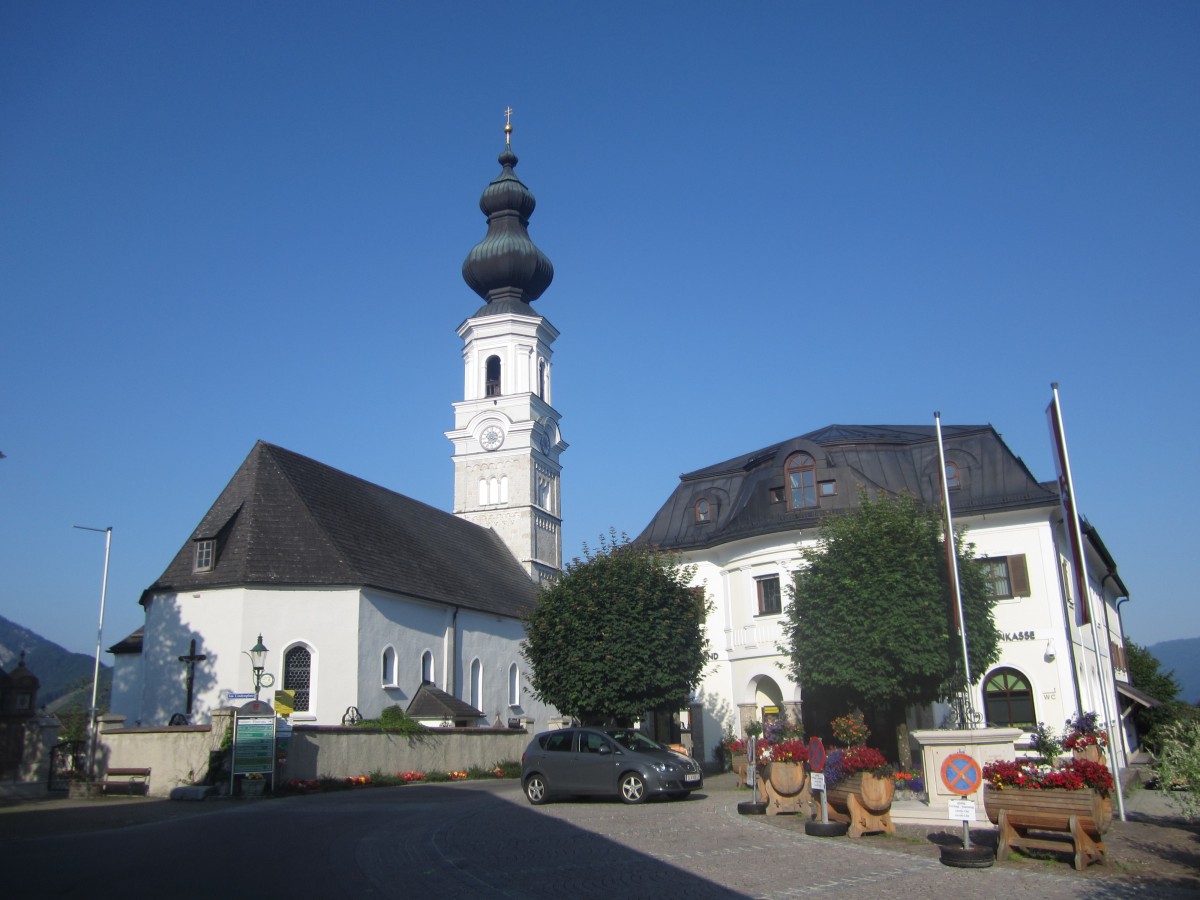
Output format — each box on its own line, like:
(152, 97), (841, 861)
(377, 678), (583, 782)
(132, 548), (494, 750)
(283, 726), (530, 781)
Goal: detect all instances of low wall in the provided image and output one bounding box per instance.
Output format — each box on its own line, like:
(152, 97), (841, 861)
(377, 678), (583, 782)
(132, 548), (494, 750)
(98, 711), (233, 797)
(98, 710), (531, 796)
(284, 726), (530, 781)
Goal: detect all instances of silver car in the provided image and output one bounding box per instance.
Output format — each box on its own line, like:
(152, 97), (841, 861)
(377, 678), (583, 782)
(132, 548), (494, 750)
(521, 727), (704, 805)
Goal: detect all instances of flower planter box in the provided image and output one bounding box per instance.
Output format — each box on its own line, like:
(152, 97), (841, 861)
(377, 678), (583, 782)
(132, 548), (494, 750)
(983, 784), (1111, 871)
(826, 772), (895, 837)
(761, 761), (810, 816)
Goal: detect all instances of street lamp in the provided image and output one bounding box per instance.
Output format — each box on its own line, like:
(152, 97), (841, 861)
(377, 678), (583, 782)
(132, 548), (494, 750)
(245, 634), (274, 700)
(73, 524), (112, 782)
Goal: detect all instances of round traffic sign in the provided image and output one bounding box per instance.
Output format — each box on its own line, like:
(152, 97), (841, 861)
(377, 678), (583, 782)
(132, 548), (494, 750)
(940, 752), (982, 796)
(808, 737), (826, 771)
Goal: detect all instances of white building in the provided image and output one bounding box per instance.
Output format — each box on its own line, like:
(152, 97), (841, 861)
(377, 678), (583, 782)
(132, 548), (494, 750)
(109, 132), (565, 731)
(637, 424), (1145, 768)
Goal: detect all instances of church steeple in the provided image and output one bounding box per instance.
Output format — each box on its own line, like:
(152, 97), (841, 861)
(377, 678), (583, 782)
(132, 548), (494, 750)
(447, 114), (566, 585)
(461, 118), (554, 314)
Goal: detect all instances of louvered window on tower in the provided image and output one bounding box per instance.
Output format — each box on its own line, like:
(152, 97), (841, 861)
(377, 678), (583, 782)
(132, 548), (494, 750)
(485, 355), (501, 397)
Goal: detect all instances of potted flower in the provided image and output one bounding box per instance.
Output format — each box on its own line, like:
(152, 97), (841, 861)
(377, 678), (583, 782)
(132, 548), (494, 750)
(982, 756), (1114, 870)
(823, 713), (896, 837)
(1062, 711), (1108, 763)
(731, 721), (763, 785)
(241, 772), (267, 798)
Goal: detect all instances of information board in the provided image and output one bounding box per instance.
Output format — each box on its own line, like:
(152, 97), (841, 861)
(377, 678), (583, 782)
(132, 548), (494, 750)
(233, 701), (276, 776)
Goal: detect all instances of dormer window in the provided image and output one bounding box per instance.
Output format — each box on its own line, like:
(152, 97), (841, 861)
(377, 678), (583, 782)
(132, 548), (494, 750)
(786, 452), (817, 509)
(694, 499), (712, 524)
(194, 539), (215, 573)
(944, 462), (961, 490)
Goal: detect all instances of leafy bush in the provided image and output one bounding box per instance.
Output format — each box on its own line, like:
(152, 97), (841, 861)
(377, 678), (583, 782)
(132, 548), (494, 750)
(1155, 719), (1200, 820)
(354, 705), (428, 734)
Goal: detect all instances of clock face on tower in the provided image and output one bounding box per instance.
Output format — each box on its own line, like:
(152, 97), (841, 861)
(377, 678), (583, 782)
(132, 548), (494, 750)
(481, 424), (505, 451)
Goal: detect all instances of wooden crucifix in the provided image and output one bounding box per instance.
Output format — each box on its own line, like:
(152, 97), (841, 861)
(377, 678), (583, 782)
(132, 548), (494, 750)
(178, 639), (207, 718)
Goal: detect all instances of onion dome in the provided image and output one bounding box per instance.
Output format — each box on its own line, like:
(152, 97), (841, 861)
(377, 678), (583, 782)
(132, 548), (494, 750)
(462, 135), (554, 312)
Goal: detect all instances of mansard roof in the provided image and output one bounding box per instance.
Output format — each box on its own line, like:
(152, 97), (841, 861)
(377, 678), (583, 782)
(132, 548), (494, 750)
(637, 424), (1059, 551)
(142, 442), (538, 618)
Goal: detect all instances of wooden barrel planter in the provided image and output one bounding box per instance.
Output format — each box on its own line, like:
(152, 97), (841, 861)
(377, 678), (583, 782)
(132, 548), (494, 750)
(983, 784), (1111, 871)
(826, 772), (894, 837)
(1072, 745), (1104, 763)
(762, 761), (810, 816)
(731, 753), (748, 784)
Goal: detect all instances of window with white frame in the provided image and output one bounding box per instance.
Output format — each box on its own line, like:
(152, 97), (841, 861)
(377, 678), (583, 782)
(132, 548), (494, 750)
(508, 663), (520, 707)
(470, 658), (482, 710)
(382, 646), (397, 685)
(284, 645), (312, 712)
(756, 574), (782, 616)
(421, 650), (435, 683)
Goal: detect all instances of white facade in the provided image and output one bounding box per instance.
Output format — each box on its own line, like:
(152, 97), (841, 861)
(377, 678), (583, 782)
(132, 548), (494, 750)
(120, 585), (554, 730)
(681, 506), (1130, 771)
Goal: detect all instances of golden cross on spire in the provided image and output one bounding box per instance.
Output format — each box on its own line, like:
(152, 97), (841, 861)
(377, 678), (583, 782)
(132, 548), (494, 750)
(504, 106), (513, 145)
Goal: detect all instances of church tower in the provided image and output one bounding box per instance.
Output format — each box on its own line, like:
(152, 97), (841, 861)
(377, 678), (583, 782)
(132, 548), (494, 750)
(447, 117), (565, 584)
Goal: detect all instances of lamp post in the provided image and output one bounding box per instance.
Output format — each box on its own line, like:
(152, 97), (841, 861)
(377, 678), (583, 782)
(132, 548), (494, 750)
(245, 634), (273, 700)
(73, 524), (112, 782)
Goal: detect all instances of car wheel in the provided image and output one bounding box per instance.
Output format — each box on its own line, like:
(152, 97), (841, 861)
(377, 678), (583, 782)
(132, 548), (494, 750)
(524, 774), (549, 805)
(619, 773), (647, 804)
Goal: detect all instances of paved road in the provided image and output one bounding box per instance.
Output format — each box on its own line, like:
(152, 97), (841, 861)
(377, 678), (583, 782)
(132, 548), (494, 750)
(0, 780), (1163, 898)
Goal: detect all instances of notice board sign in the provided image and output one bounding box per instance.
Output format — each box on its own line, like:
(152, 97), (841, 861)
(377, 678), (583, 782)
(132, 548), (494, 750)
(233, 700), (276, 776)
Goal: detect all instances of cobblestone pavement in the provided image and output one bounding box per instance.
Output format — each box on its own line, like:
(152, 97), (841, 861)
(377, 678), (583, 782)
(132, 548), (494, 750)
(2, 776), (1196, 898)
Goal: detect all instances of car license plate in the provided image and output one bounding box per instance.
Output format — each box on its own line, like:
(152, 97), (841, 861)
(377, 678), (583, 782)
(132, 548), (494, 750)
(685, 772), (700, 782)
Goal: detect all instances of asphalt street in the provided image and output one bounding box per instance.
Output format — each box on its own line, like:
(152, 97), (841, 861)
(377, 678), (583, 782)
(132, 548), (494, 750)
(0, 778), (1177, 898)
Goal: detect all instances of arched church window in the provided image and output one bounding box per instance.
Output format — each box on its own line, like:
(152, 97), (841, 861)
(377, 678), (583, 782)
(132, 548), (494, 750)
(984, 667), (1035, 729)
(421, 650), (435, 684)
(478, 479), (488, 506)
(508, 663), (520, 707)
(470, 658), (482, 710)
(786, 452), (817, 510)
(381, 647), (396, 685)
(485, 355), (501, 397)
(284, 645), (312, 712)
(500, 475), (508, 504)
(694, 499), (712, 523)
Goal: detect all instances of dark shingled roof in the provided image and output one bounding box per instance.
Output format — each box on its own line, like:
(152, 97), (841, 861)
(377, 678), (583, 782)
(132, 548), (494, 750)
(637, 424), (1059, 552)
(406, 681), (486, 721)
(142, 442), (538, 618)
(107, 628), (144, 655)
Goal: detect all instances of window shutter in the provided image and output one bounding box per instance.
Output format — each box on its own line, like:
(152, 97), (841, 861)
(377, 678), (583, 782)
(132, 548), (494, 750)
(1008, 554), (1031, 597)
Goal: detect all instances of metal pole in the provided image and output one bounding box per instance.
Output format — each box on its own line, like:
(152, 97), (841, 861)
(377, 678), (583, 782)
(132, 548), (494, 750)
(1048, 384), (1126, 823)
(935, 414), (973, 714)
(74, 525), (112, 782)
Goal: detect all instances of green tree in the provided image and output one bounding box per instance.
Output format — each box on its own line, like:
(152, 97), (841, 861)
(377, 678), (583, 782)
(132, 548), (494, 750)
(784, 493), (1000, 744)
(522, 532), (711, 725)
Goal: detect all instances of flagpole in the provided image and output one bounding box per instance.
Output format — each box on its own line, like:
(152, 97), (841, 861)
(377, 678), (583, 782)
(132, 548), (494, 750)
(74, 524), (112, 783)
(1047, 383), (1125, 822)
(935, 412), (974, 727)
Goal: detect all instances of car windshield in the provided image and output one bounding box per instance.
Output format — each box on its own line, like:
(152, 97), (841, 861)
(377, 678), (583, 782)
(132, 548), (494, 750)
(605, 729), (666, 753)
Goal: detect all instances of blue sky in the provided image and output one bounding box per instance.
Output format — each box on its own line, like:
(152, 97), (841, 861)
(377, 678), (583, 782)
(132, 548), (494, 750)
(2, 2), (1197, 659)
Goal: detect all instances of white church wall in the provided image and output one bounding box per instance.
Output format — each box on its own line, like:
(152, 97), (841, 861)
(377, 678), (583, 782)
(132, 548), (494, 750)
(456, 609), (558, 732)
(358, 589), (456, 719)
(108, 652), (144, 726)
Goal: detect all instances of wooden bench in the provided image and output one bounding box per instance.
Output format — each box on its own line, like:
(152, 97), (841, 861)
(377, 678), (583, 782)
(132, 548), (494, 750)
(100, 767), (151, 796)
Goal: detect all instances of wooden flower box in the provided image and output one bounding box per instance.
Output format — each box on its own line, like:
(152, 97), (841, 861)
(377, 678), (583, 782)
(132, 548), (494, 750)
(762, 761), (811, 816)
(983, 784), (1111, 870)
(826, 772), (894, 837)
